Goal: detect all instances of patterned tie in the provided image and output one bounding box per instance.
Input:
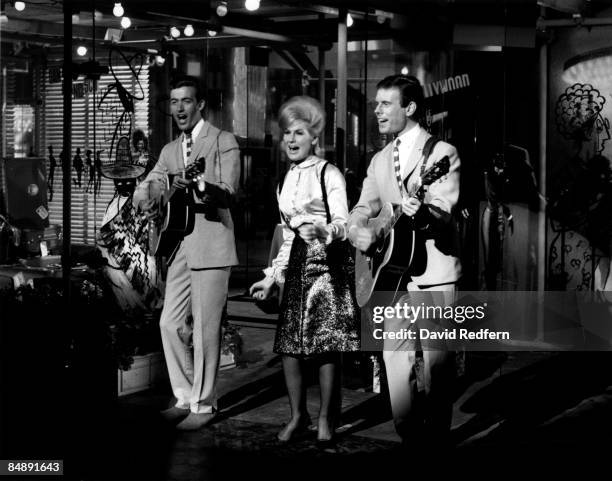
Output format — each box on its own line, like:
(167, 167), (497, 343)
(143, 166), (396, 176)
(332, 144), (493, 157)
(393, 138), (404, 196)
(184, 132), (193, 165)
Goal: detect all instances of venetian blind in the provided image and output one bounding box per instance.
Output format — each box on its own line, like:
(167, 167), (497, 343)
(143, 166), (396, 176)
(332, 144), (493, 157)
(1, 68), (16, 159)
(42, 65), (149, 244)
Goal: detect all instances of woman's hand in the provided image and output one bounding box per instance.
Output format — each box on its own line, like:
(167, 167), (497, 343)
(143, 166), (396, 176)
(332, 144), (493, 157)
(297, 223), (331, 243)
(314, 222), (334, 244)
(249, 276), (277, 301)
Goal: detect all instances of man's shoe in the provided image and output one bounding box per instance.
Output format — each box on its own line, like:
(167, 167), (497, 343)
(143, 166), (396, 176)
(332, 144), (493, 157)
(160, 406), (190, 422)
(176, 412), (217, 431)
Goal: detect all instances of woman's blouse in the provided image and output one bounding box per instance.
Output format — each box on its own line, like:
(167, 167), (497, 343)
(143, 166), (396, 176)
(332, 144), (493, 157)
(264, 156), (349, 284)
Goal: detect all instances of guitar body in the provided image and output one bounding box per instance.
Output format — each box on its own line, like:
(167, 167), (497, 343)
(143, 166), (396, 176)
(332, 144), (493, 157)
(148, 157), (206, 258)
(152, 177), (196, 258)
(354, 154), (450, 307)
(355, 204), (421, 307)
(391, 215), (427, 277)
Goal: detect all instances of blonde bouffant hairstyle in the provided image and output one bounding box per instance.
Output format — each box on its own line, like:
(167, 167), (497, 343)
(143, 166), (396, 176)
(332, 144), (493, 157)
(278, 95), (326, 139)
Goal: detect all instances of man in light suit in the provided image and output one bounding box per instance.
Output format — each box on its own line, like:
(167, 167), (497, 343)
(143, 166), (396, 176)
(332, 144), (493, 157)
(134, 76), (240, 430)
(348, 75), (461, 446)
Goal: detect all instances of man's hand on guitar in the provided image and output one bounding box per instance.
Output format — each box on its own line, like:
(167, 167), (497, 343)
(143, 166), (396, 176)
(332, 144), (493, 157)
(249, 276), (277, 301)
(172, 176), (191, 190)
(141, 199), (160, 221)
(401, 197), (422, 217)
(348, 225), (377, 253)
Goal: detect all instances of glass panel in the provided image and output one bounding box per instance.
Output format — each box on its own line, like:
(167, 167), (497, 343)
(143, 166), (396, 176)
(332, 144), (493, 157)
(547, 26), (612, 291)
(13, 104), (34, 158)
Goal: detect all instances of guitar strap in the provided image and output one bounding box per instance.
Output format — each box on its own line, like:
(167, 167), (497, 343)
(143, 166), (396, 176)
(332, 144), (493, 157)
(319, 162), (332, 224)
(277, 161), (332, 227)
(404, 135), (440, 191)
(277, 169), (290, 227)
(215, 132), (222, 184)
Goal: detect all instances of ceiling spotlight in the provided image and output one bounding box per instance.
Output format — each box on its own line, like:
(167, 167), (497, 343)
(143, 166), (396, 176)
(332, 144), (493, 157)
(184, 24), (194, 37)
(400, 66), (409, 75)
(155, 55), (165, 66)
(244, 0), (260, 12)
(14, 1), (26, 11)
(112, 3), (124, 17)
(170, 26), (181, 38)
(208, 29), (217, 37)
(346, 13), (354, 27)
(216, 1), (228, 17)
(120, 16), (131, 29)
(77, 45), (87, 56)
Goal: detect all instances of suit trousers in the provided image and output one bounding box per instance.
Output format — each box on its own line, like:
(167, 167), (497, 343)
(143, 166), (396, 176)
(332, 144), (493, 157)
(159, 242), (230, 414)
(382, 283), (457, 444)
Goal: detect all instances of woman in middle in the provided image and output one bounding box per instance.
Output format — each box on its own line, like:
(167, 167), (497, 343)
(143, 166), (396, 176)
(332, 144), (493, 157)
(250, 95), (360, 446)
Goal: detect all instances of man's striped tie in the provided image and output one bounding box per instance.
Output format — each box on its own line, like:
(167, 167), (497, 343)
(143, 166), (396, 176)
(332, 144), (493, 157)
(393, 138), (404, 195)
(185, 132), (193, 165)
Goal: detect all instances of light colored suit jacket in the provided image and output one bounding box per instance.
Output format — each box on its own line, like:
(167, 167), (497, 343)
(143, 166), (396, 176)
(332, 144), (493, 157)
(134, 121), (240, 269)
(349, 125), (462, 286)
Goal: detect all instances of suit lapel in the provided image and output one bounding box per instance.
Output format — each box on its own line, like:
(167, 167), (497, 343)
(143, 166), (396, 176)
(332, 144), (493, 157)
(174, 137), (185, 171)
(190, 121), (220, 164)
(381, 144), (403, 202)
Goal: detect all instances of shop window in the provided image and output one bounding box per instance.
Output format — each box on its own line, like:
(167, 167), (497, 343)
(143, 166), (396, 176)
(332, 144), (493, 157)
(13, 104), (34, 158)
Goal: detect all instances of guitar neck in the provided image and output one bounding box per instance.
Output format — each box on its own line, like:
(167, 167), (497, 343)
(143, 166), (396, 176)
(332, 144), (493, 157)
(392, 203), (403, 225)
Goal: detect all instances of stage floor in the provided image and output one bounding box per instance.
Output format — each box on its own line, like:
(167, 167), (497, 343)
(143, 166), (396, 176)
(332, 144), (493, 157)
(4, 293), (612, 479)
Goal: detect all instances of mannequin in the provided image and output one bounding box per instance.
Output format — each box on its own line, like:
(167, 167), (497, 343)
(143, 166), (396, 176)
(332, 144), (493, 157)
(97, 165), (162, 314)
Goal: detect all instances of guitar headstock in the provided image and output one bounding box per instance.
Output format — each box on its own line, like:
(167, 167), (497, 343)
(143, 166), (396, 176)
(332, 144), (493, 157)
(185, 157), (206, 180)
(421, 155), (450, 187)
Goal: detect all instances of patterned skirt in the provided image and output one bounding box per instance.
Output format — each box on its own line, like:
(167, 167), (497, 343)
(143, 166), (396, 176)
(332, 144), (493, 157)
(273, 236), (361, 357)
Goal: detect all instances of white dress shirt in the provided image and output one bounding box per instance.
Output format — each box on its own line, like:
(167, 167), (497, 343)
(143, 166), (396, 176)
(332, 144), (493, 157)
(181, 118), (204, 165)
(264, 156), (349, 284)
(395, 123), (420, 179)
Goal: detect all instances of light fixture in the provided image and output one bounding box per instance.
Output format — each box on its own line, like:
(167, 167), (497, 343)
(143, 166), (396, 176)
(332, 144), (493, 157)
(77, 45), (87, 56)
(563, 47), (612, 87)
(346, 13), (353, 27)
(245, 0), (260, 12)
(208, 29), (217, 37)
(216, 1), (228, 17)
(113, 2), (124, 17)
(14, 1), (26, 11)
(155, 55), (165, 66)
(170, 26), (181, 38)
(120, 16), (131, 29)
(401, 66), (409, 76)
(0, 13), (8, 23)
(184, 24), (194, 37)
(94, 10), (103, 21)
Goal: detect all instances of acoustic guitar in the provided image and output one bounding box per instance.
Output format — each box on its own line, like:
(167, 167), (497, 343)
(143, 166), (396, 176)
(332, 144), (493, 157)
(148, 157), (206, 259)
(354, 156), (450, 307)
